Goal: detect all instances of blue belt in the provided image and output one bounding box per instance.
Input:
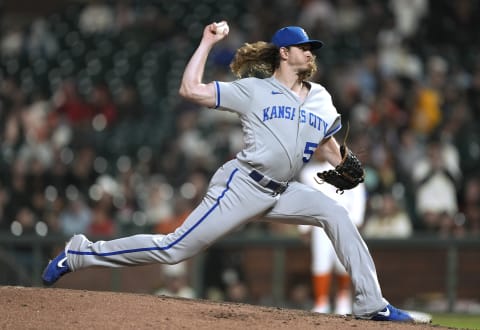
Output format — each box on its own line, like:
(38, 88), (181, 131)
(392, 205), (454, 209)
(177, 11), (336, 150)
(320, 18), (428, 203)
(249, 170), (288, 195)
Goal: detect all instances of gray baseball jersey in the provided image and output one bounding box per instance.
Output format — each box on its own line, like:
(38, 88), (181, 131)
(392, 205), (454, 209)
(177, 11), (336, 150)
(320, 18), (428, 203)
(215, 77), (341, 181)
(65, 76), (387, 316)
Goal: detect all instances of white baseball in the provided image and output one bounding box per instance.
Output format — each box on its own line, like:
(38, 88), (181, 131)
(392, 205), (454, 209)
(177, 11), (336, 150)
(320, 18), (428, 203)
(214, 22), (229, 35)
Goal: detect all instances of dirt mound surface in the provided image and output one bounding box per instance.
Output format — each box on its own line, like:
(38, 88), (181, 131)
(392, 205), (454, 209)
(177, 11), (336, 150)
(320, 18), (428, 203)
(0, 286), (449, 329)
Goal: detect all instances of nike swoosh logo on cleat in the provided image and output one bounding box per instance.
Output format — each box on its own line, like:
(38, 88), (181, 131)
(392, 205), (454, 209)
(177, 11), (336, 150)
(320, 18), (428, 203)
(271, 91), (283, 95)
(378, 308), (391, 317)
(57, 257), (68, 268)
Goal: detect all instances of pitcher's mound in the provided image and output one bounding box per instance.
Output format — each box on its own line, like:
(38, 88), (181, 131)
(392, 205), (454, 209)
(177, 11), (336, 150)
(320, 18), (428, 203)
(0, 286), (444, 329)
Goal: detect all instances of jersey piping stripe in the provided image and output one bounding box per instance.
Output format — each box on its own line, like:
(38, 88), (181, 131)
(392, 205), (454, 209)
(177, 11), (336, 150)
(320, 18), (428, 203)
(324, 123), (342, 139)
(67, 168), (239, 257)
(214, 81), (220, 108)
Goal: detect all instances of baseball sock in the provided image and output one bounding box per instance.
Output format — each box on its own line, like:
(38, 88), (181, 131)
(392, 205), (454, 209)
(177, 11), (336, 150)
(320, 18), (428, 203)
(312, 273), (331, 312)
(335, 274), (352, 314)
(336, 274), (351, 293)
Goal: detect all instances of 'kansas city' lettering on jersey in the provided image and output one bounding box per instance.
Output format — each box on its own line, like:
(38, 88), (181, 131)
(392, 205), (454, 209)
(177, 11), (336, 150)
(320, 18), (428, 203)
(262, 105), (296, 120)
(262, 106), (328, 134)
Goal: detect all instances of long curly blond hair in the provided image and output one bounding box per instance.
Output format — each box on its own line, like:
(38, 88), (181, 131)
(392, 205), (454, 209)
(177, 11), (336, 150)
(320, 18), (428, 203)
(230, 41), (317, 81)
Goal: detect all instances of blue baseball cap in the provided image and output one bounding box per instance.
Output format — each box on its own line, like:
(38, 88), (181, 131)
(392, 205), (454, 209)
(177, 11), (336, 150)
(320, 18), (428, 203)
(271, 26), (324, 50)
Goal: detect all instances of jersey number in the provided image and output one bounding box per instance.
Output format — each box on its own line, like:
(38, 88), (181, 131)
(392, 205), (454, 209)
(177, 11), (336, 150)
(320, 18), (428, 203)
(302, 142), (319, 163)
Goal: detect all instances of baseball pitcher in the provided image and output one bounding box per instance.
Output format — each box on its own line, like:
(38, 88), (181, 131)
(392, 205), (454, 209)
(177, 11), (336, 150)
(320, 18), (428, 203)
(43, 21), (431, 324)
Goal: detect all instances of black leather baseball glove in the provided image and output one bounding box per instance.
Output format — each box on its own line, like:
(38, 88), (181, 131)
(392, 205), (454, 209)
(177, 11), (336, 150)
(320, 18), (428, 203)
(316, 145), (365, 193)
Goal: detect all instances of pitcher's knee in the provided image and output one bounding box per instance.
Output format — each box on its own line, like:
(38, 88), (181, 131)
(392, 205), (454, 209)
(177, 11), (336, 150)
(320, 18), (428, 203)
(152, 232), (206, 264)
(324, 202), (349, 218)
(319, 204), (354, 229)
(160, 249), (193, 265)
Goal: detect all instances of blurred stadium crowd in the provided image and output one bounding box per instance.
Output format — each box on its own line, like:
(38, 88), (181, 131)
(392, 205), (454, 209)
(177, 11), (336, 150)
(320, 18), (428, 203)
(1, 0), (480, 246)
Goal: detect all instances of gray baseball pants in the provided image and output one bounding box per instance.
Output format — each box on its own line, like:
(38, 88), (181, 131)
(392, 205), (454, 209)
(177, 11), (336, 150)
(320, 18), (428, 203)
(66, 158), (387, 316)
